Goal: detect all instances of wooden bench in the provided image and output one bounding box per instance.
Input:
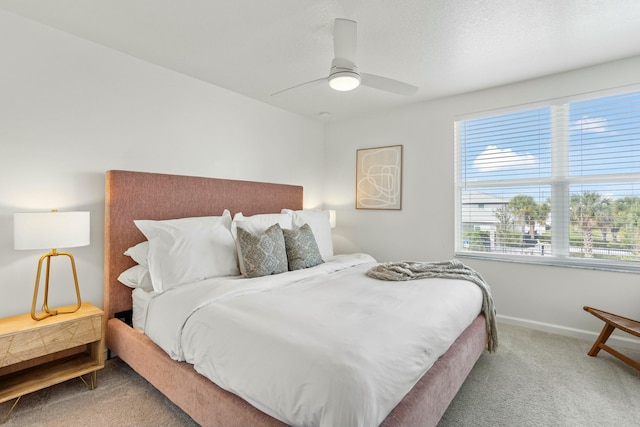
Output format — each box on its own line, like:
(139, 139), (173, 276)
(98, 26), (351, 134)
(583, 306), (640, 370)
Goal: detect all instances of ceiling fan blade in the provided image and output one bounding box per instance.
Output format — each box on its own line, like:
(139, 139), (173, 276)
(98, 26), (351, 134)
(270, 77), (328, 97)
(333, 18), (357, 63)
(360, 73), (419, 96)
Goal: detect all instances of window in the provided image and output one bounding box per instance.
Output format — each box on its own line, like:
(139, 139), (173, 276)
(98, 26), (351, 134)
(455, 89), (640, 271)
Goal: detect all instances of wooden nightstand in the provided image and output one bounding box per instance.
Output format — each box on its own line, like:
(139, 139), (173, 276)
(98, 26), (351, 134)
(0, 302), (104, 422)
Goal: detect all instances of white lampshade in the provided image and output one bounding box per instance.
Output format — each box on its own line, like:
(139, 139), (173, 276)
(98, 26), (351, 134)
(329, 210), (337, 228)
(14, 211), (90, 250)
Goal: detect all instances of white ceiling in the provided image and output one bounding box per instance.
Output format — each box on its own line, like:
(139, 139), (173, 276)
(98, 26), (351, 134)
(2, 0), (640, 122)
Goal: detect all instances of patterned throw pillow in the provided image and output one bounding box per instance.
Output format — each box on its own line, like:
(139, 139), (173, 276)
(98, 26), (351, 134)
(237, 223), (288, 278)
(282, 223), (324, 271)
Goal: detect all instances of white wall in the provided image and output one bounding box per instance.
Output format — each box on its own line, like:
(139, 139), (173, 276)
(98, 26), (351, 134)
(325, 56), (640, 346)
(0, 11), (324, 318)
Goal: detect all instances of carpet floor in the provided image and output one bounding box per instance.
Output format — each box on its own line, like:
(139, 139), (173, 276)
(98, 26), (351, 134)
(1, 323), (639, 426)
(438, 323), (640, 427)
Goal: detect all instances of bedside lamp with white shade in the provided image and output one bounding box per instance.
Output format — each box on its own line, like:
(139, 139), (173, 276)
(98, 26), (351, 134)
(14, 210), (90, 321)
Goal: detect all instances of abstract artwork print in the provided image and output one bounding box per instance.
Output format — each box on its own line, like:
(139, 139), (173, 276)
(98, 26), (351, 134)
(356, 145), (402, 209)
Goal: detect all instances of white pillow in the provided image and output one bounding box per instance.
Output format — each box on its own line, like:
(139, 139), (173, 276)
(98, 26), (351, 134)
(117, 264), (154, 292)
(282, 209), (334, 260)
(231, 212), (293, 275)
(124, 241), (149, 267)
(135, 210), (239, 292)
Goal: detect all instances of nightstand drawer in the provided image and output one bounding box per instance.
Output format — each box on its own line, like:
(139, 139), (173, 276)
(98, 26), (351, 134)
(0, 314), (101, 367)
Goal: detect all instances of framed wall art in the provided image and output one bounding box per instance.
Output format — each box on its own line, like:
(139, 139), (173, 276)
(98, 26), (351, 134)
(356, 145), (402, 210)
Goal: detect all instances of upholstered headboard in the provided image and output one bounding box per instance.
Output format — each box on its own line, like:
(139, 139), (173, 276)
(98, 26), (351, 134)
(103, 170), (303, 320)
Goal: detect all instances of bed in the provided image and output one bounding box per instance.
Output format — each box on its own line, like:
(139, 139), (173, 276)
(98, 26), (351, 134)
(103, 169), (490, 427)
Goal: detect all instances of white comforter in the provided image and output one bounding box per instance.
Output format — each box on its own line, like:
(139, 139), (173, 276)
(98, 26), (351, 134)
(144, 253), (482, 427)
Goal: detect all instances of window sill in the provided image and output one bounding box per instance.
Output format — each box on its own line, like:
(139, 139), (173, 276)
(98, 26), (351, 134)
(455, 251), (640, 274)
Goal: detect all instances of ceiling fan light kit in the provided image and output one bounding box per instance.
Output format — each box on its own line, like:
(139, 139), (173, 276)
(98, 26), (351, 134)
(329, 72), (361, 91)
(328, 57), (361, 91)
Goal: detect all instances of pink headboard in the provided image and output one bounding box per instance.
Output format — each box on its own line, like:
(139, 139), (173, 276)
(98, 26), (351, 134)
(103, 170), (303, 319)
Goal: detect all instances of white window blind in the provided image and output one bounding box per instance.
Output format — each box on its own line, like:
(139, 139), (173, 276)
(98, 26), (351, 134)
(455, 89), (640, 270)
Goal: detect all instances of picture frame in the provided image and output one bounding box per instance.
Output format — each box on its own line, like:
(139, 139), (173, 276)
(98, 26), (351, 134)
(356, 145), (402, 210)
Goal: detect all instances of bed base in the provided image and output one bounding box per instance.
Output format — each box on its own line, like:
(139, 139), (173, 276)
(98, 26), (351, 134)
(103, 170), (488, 427)
(107, 315), (486, 427)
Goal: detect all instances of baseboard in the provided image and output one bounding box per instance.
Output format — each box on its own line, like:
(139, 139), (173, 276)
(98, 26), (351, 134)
(497, 314), (640, 351)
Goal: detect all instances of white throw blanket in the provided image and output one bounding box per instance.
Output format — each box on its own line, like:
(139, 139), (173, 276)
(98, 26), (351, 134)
(366, 259), (498, 352)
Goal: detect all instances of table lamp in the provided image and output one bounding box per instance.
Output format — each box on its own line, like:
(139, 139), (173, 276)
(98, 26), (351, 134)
(14, 210), (90, 321)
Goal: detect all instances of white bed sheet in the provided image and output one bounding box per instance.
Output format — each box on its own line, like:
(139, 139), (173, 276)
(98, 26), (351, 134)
(143, 254), (483, 427)
(131, 287), (156, 331)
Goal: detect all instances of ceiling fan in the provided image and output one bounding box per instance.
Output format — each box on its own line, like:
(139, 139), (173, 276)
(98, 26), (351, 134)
(271, 18), (418, 97)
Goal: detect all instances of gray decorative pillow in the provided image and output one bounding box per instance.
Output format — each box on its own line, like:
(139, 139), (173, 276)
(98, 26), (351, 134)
(237, 223), (288, 278)
(283, 223), (324, 271)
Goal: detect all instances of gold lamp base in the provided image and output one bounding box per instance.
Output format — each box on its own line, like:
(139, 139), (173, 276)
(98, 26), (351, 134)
(31, 249), (82, 321)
